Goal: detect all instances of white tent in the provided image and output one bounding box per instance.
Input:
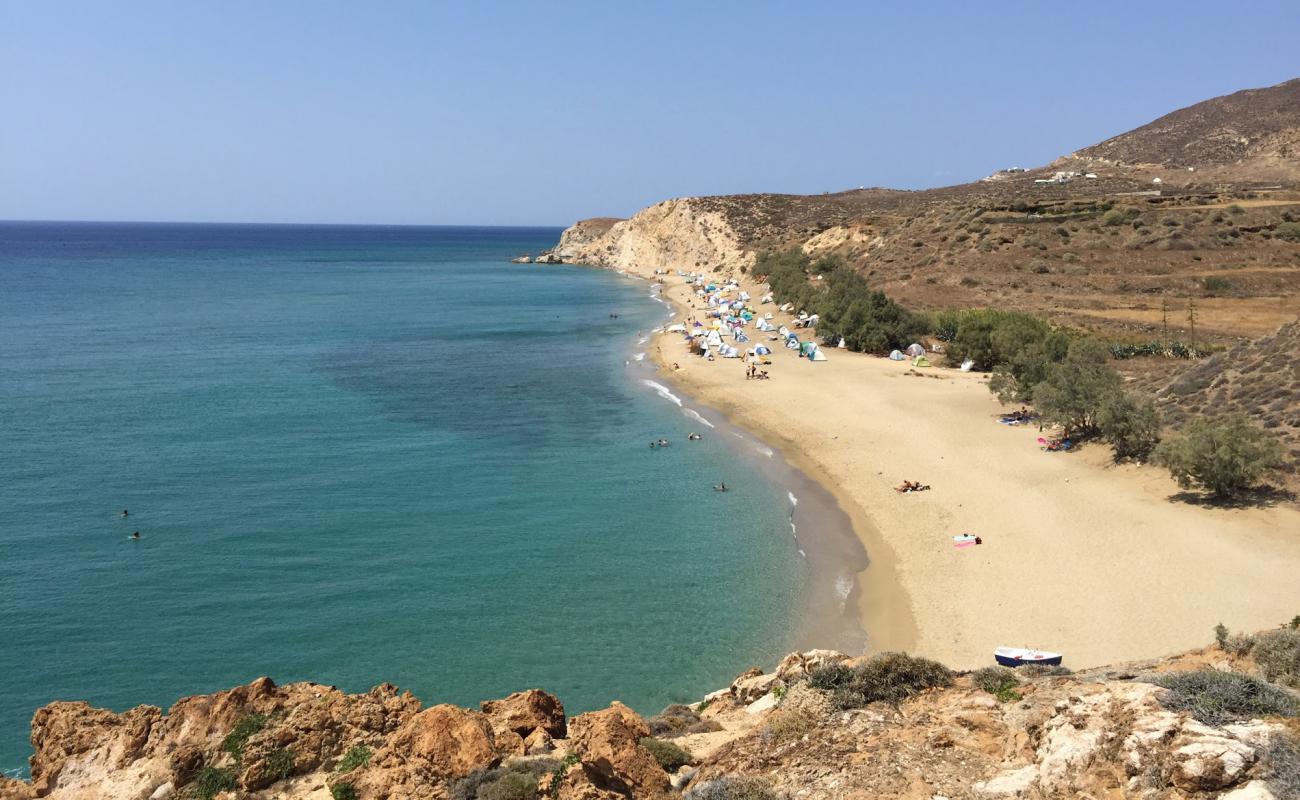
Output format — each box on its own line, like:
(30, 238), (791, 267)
(705, 330), (723, 348)
(810, 348), (828, 362)
(666, 323), (687, 333)
(960, 359), (975, 372)
(889, 349), (906, 361)
(905, 343), (926, 357)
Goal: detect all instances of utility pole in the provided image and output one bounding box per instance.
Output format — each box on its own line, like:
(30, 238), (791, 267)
(1161, 296), (1169, 346)
(1187, 298), (1197, 353)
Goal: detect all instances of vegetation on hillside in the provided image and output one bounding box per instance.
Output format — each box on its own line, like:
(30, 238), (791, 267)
(1155, 413), (1284, 497)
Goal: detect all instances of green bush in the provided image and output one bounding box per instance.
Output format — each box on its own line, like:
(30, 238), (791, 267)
(221, 713), (268, 762)
(1276, 221), (1300, 242)
(451, 759), (561, 800)
(1252, 629), (1300, 689)
(754, 249), (927, 354)
(1202, 276), (1233, 293)
(763, 707), (818, 742)
(1152, 670), (1299, 725)
(684, 776), (779, 800)
(1098, 391), (1162, 461)
(971, 666), (1021, 701)
(807, 652), (952, 710)
(1102, 208), (1129, 226)
(639, 736), (692, 771)
(1154, 413), (1284, 497)
(478, 772), (539, 800)
(336, 744), (372, 773)
(192, 767), (237, 800)
(330, 783), (358, 800)
(1031, 337), (1122, 437)
(265, 747), (295, 782)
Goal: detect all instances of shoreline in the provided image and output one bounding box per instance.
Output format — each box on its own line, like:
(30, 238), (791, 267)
(597, 262), (1300, 670)
(619, 270), (915, 658)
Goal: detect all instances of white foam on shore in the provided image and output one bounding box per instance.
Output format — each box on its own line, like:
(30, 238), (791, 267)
(788, 491), (799, 507)
(633, 352), (646, 362)
(798, 548), (806, 558)
(682, 408), (715, 428)
(641, 380), (683, 407)
(835, 574), (855, 602)
(755, 445), (775, 458)
(789, 521), (797, 535)
(637, 336), (649, 345)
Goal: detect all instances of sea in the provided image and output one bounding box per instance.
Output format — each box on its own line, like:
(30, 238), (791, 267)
(0, 222), (811, 775)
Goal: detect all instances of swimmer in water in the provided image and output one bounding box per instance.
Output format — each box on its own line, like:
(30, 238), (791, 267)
(121, 509), (129, 517)
(130, 531), (140, 540)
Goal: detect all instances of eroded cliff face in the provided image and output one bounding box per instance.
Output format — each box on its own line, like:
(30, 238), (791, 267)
(2, 645), (1295, 800)
(554, 199), (754, 274)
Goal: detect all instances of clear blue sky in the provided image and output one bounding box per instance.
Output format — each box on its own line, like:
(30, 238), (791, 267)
(2, 1), (1297, 226)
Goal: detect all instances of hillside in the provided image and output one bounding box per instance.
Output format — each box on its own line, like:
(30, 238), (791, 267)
(3, 635), (1298, 799)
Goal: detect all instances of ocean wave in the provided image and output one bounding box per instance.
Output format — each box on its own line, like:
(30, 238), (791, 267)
(789, 521), (797, 535)
(637, 336), (649, 345)
(641, 380), (682, 407)
(798, 548), (806, 558)
(755, 445), (774, 458)
(632, 352), (646, 362)
(787, 491), (798, 507)
(682, 408), (715, 428)
(835, 574), (855, 601)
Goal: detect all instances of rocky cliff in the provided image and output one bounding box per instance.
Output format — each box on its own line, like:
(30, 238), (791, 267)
(3, 638), (1298, 800)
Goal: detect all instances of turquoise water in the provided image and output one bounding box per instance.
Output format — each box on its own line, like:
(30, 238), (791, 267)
(0, 222), (803, 774)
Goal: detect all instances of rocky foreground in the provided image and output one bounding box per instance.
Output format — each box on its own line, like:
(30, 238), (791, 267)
(3, 641), (1298, 800)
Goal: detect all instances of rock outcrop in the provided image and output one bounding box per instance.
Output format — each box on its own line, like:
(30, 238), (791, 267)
(2, 646), (1297, 799)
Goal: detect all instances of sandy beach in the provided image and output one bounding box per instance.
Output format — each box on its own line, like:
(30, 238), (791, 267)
(626, 264), (1300, 670)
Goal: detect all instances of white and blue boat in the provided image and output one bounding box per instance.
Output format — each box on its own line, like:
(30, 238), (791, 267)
(994, 647), (1063, 667)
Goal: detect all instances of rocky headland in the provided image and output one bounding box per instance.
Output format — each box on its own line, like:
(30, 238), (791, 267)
(3, 630), (1299, 799)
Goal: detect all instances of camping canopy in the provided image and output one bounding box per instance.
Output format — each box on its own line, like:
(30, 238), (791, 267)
(905, 343), (926, 357)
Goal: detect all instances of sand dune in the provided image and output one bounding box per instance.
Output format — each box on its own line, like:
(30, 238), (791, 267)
(639, 268), (1300, 669)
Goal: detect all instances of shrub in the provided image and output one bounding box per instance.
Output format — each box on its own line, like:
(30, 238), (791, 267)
(1102, 208), (1128, 226)
(971, 666), (1022, 702)
(639, 737), (692, 771)
(1262, 734), (1300, 798)
(1228, 204), (1245, 214)
(1276, 222), (1300, 242)
(478, 771), (539, 800)
(1202, 276), (1233, 293)
(1017, 664), (1072, 678)
(763, 707), (819, 742)
(336, 744), (372, 773)
(684, 775), (779, 800)
(192, 767), (237, 800)
(1252, 629), (1300, 689)
(1154, 413), (1284, 497)
(1214, 623), (1256, 656)
(807, 652), (952, 710)
(1098, 391), (1162, 461)
(221, 713), (268, 762)
(330, 783), (358, 800)
(647, 704), (720, 738)
(1031, 337), (1122, 437)
(451, 759), (560, 800)
(265, 747), (296, 782)
(330, 784), (358, 800)
(1152, 670), (1299, 725)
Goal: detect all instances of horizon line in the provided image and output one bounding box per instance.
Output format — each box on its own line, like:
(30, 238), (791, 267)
(0, 218), (571, 230)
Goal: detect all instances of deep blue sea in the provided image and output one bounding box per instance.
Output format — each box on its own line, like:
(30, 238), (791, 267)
(0, 222), (803, 774)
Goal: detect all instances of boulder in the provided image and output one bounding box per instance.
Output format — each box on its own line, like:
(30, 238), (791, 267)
(524, 727), (555, 755)
(567, 702), (671, 798)
(1170, 735), (1256, 792)
(351, 704), (502, 798)
(554, 763), (625, 800)
(481, 689), (566, 739)
(731, 673), (780, 704)
(774, 650), (850, 682)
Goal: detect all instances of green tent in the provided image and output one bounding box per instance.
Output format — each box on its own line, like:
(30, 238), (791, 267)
(912, 355), (932, 367)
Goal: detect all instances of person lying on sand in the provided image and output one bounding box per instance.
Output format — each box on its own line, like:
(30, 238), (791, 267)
(895, 480), (931, 493)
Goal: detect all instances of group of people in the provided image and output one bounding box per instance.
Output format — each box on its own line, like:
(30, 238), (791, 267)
(122, 509), (141, 539)
(1000, 406), (1037, 425)
(650, 438), (672, 448)
(894, 480), (931, 493)
(745, 364), (770, 380)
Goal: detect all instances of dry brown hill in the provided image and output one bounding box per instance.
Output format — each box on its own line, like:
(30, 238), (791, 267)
(1072, 77), (1300, 169)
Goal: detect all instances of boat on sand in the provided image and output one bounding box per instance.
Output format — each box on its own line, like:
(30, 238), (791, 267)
(994, 646), (1063, 667)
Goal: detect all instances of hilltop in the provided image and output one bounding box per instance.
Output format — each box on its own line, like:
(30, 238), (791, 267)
(556, 78), (1300, 347)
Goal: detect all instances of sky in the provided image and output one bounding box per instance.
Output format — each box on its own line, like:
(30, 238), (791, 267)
(2, 1), (1298, 226)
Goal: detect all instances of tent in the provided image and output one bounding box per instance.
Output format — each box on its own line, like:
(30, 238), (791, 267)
(666, 323), (687, 333)
(912, 356), (932, 367)
(755, 345), (771, 356)
(809, 348), (828, 362)
(719, 345), (740, 358)
(960, 359), (975, 372)
(889, 350), (905, 361)
(705, 330), (723, 348)
(905, 343), (926, 357)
